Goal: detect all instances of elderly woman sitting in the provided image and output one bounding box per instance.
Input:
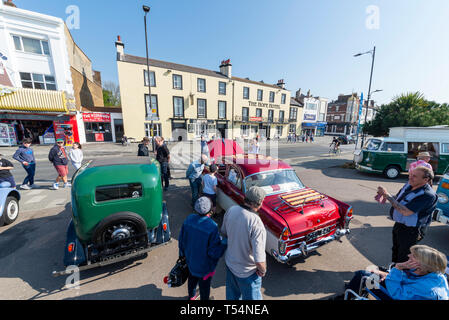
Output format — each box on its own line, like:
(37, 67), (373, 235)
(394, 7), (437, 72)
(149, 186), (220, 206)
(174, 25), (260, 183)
(343, 245), (449, 300)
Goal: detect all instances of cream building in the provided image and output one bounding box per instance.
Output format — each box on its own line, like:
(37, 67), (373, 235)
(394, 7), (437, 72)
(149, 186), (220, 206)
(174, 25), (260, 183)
(115, 37), (292, 142)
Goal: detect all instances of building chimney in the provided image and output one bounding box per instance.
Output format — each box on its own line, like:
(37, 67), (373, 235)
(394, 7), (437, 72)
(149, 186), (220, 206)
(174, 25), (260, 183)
(276, 79), (285, 89)
(3, 0), (17, 7)
(115, 35), (125, 61)
(219, 59), (232, 78)
(296, 88), (302, 100)
(307, 89), (311, 97)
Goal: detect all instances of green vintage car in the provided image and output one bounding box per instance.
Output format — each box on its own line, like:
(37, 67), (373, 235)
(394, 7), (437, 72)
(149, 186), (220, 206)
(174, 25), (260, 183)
(53, 157), (171, 276)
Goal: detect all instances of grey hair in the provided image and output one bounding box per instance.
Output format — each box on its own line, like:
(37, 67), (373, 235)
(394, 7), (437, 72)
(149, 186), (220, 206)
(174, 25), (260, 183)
(410, 245), (447, 274)
(414, 166), (434, 181)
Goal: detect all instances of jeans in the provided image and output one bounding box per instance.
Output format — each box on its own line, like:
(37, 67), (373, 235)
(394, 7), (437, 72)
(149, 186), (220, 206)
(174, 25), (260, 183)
(226, 266), (263, 300)
(160, 161), (169, 188)
(189, 177), (202, 207)
(0, 176), (16, 188)
(0, 181), (11, 188)
(187, 273), (212, 300)
(346, 270), (392, 300)
(22, 162), (36, 186)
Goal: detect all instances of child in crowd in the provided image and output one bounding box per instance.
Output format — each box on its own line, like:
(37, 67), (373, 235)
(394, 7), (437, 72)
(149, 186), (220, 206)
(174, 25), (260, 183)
(13, 138), (36, 190)
(202, 164), (218, 213)
(69, 142), (83, 170)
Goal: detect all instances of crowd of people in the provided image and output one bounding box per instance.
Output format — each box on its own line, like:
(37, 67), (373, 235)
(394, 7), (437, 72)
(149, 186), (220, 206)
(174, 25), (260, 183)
(287, 132), (315, 143)
(0, 138), (84, 190)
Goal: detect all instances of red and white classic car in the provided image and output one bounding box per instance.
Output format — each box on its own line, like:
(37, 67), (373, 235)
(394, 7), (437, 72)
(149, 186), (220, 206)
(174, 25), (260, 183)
(210, 143), (353, 264)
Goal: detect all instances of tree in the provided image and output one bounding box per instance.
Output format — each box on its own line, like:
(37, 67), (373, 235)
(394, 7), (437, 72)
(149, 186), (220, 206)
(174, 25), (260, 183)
(363, 92), (449, 136)
(102, 81), (120, 106)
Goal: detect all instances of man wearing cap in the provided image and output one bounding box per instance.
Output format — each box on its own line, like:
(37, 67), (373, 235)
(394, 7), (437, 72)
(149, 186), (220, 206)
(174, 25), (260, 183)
(377, 166), (438, 263)
(221, 186), (267, 300)
(178, 196), (227, 300)
(48, 139), (70, 190)
(409, 152), (433, 173)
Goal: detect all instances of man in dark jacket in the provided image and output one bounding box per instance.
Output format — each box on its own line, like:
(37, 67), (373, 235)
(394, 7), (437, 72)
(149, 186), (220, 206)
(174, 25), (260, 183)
(137, 137), (150, 156)
(48, 139), (70, 190)
(0, 155), (16, 188)
(155, 137), (170, 191)
(178, 196), (227, 300)
(13, 138), (36, 190)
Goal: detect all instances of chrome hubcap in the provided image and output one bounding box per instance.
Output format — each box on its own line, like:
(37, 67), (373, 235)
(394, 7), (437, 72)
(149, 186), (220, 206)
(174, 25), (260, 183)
(110, 225), (132, 241)
(387, 169), (398, 178)
(7, 201), (18, 220)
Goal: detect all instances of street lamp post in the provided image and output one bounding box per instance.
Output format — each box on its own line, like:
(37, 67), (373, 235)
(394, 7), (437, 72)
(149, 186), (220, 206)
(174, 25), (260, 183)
(354, 46), (376, 148)
(143, 5), (154, 152)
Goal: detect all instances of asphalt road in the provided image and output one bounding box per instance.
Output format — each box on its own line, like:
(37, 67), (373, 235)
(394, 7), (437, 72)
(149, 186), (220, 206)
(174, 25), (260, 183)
(1, 139), (448, 300)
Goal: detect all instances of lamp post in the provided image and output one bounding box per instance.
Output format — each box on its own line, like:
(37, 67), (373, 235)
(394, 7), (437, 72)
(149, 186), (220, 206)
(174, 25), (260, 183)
(354, 46), (376, 148)
(143, 5), (154, 152)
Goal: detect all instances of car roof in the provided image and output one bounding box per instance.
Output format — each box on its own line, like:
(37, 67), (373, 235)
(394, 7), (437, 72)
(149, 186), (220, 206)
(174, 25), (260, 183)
(218, 154), (292, 177)
(87, 157), (153, 168)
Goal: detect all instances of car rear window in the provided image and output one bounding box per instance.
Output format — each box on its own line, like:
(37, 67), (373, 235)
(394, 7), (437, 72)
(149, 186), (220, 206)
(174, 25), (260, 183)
(95, 183), (143, 202)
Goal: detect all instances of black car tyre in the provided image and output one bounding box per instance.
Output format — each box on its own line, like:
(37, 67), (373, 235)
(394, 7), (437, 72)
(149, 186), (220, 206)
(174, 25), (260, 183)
(384, 165), (401, 179)
(2, 196), (19, 225)
(92, 212), (148, 247)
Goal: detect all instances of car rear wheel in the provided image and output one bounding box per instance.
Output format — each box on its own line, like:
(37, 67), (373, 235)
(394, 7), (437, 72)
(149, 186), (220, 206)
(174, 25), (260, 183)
(92, 212), (148, 248)
(2, 196), (19, 225)
(384, 166), (401, 179)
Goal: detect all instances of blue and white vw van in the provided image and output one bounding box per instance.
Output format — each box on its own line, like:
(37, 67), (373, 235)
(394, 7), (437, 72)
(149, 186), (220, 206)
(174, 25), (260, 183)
(433, 174), (449, 225)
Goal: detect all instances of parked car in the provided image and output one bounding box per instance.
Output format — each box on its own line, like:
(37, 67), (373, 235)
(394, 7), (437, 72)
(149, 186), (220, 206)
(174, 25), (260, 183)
(0, 188), (20, 227)
(52, 157), (171, 277)
(337, 135), (355, 145)
(214, 153), (353, 264)
(433, 174), (449, 226)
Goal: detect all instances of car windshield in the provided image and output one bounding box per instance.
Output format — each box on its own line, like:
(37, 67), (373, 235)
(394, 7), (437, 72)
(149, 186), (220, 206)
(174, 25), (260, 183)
(364, 139), (382, 151)
(244, 170), (304, 195)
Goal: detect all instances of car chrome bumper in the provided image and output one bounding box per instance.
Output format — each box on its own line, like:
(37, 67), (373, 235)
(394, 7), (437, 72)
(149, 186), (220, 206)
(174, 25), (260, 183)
(433, 209), (449, 225)
(355, 164), (381, 173)
(271, 228), (350, 264)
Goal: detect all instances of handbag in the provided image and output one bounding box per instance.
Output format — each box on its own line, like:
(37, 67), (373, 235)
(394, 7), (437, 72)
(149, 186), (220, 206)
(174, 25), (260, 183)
(163, 256), (189, 287)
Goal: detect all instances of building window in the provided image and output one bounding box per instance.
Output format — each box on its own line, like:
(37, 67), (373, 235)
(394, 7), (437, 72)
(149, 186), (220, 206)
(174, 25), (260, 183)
(145, 123), (162, 138)
(219, 81), (226, 95)
(281, 94), (286, 104)
(257, 89), (263, 101)
(20, 72), (56, 90)
(173, 74), (183, 90)
(173, 96), (184, 118)
(144, 70), (156, 87)
(218, 101), (226, 119)
(243, 87), (250, 99)
(289, 124), (296, 134)
(13, 35), (50, 56)
(145, 94), (158, 117)
(197, 99), (207, 118)
(268, 109), (274, 123)
(276, 126), (283, 136)
(305, 103), (318, 110)
(279, 110), (285, 122)
(197, 78), (206, 92)
(269, 91), (275, 103)
(240, 125), (250, 136)
(256, 108), (262, 117)
(195, 121), (209, 137)
(242, 107), (249, 122)
(289, 107), (298, 120)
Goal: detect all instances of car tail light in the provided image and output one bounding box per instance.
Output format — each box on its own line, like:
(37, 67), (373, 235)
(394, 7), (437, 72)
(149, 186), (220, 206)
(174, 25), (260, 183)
(441, 182), (449, 190)
(281, 227), (290, 241)
(163, 223), (168, 231)
(346, 207), (353, 218)
(67, 242), (75, 253)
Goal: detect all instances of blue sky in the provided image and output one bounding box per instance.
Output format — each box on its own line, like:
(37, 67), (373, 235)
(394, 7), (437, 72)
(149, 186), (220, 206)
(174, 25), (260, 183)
(13, 0), (449, 105)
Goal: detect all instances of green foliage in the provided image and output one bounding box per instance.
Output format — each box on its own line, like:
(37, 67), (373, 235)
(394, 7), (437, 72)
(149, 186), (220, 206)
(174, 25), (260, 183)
(363, 92), (449, 136)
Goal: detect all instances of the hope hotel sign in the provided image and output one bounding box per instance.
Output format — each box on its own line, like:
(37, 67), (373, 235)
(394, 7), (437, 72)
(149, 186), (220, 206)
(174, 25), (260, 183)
(248, 101), (280, 109)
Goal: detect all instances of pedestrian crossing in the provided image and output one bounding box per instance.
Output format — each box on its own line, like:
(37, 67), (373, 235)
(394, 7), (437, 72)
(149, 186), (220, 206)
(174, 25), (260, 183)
(19, 187), (70, 212)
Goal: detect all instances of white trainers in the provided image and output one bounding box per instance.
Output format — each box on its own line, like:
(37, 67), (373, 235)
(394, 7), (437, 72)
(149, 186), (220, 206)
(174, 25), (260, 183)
(52, 183), (59, 190)
(64, 183), (72, 188)
(20, 184), (31, 190)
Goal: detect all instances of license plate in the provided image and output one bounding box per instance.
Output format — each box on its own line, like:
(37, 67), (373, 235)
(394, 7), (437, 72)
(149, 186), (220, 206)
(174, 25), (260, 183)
(306, 226), (332, 242)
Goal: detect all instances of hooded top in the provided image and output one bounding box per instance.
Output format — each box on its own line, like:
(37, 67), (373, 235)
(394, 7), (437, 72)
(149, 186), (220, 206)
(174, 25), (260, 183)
(13, 145), (35, 164)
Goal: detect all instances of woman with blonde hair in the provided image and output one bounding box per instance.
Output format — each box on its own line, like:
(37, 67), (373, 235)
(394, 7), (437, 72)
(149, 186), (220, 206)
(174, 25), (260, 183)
(340, 244), (449, 300)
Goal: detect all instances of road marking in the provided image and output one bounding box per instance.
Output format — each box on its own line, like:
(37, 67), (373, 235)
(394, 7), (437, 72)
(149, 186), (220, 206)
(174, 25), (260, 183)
(24, 195), (47, 204)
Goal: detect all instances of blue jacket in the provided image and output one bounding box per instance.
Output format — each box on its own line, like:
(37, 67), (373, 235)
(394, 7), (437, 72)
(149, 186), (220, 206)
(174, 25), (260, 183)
(13, 146), (35, 164)
(186, 160), (204, 182)
(385, 268), (449, 300)
(178, 213), (227, 278)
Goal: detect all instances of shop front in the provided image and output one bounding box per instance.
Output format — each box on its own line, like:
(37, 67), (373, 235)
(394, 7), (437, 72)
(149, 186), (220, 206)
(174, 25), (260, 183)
(82, 112), (113, 142)
(0, 113), (79, 146)
(301, 121), (327, 136)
